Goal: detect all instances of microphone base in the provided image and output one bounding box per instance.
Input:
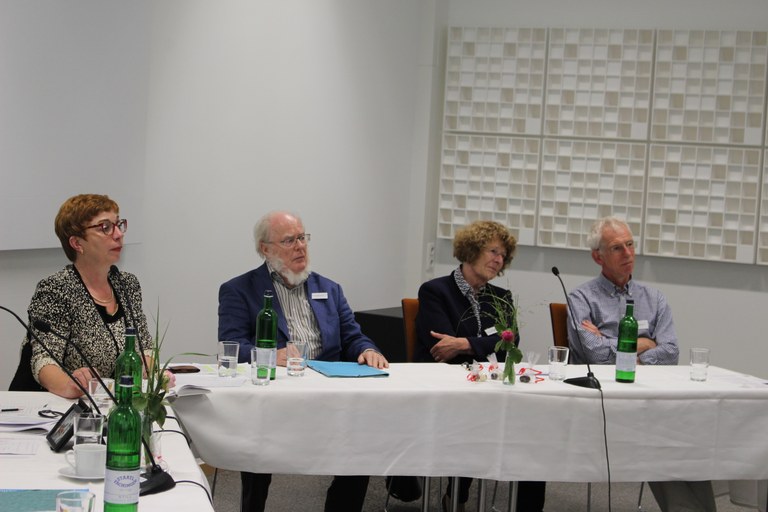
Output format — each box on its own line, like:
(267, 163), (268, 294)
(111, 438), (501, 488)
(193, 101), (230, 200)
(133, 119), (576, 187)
(140, 466), (176, 496)
(564, 373), (601, 389)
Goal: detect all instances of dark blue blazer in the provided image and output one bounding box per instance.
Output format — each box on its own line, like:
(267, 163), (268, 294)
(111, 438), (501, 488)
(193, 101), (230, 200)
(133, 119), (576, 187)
(218, 263), (378, 363)
(414, 270), (516, 365)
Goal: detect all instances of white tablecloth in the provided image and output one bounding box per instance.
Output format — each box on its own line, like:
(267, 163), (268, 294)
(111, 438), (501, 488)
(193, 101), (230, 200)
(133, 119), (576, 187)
(0, 391), (213, 512)
(171, 363), (768, 485)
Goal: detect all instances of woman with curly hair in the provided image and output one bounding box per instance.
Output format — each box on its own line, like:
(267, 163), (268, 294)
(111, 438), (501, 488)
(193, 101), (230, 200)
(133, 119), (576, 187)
(414, 220), (545, 512)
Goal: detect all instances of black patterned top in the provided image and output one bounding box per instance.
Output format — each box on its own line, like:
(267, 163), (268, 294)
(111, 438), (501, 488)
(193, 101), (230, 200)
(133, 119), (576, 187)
(22, 265), (152, 383)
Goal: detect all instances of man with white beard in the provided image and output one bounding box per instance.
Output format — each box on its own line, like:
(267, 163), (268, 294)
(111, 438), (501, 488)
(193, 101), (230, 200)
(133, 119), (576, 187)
(218, 210), (388, 512)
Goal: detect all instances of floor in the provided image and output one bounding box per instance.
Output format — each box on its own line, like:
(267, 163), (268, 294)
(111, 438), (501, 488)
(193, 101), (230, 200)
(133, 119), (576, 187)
(202, 469), (757, 511)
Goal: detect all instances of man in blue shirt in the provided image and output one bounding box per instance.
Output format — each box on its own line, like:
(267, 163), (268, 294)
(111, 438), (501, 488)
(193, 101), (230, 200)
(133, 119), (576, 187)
(567, 216), (714, 512)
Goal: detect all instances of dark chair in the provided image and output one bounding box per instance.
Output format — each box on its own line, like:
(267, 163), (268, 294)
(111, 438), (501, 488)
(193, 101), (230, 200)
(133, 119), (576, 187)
(401, 298), (419, 363)
(548, 303), (569, 348)
(384, 299), (427, 512)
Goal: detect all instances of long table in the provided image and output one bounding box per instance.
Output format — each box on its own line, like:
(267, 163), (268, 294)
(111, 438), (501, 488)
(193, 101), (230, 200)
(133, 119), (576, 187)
(171, 363), (768, 485)
(0, 391), (213, 512)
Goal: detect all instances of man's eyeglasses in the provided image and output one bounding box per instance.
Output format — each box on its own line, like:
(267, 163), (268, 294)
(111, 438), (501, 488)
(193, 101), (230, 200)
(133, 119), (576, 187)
(605, 240), (635, 254)
(84, 219), (128, 236)
(268, 233), (311, 249)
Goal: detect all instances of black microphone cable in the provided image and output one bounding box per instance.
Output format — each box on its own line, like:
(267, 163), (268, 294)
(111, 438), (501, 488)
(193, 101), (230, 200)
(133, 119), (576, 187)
(551, 267), (612, 512)
(1, 305), (98, 412)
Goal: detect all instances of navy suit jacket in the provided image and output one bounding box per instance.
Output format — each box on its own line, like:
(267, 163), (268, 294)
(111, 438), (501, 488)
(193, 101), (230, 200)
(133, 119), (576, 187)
(414, 270), (516, 365)
(218, 263), (378, 363)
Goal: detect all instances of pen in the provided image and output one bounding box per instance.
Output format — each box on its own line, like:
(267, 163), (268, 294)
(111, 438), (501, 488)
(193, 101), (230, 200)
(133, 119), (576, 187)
(1, 408), (20, 412)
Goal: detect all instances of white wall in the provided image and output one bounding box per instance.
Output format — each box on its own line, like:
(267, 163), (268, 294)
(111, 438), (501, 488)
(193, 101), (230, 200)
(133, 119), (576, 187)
(438, 0), (768, 378)
(0, 1), (441, 386)
(3, 0), (768, 390)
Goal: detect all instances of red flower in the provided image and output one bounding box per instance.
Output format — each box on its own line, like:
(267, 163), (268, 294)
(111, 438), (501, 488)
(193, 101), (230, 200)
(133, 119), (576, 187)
(501, 329), (515, 343)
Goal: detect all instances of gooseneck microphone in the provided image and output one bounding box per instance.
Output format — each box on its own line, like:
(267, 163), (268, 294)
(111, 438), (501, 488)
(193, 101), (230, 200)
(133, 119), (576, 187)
(33, 311), (175, 496)
(33, 320), (117, 407)
(1, 305), (100, 411)
(551, 267), (601, 390)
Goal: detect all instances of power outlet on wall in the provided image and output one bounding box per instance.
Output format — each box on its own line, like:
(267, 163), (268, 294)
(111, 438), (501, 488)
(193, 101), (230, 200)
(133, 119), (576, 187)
(426, 242), (435, 270)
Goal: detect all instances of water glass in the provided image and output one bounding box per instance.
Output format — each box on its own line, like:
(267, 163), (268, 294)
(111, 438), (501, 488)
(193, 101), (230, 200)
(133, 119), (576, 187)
(88, 377), (114, 413)
(74, 412), (104, 446)
(251, 347), (271, 386)
(690, 347), (710, 382)
(548, 346), (569, 381)
(286, 341), (308, 377)
(56, 490), (95, 512)
(218, 341), (240, 377)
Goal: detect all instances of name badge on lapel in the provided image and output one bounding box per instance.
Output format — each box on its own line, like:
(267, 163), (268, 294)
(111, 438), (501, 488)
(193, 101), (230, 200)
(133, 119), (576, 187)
(311, 292), (328, 300)
(485, 326), (498, 336)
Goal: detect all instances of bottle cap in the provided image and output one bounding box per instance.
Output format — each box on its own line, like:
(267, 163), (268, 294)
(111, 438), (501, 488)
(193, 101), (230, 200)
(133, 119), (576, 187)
(626, 298), (634, 304)
(125, 327), (137, 335)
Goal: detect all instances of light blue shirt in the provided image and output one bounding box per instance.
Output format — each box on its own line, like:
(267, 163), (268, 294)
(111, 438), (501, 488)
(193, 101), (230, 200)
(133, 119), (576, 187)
(566, 273), (679, 366)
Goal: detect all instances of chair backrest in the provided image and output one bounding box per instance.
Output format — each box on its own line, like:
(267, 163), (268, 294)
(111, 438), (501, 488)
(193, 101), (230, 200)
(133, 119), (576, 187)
(401, 298), (419, 363)
(549, 303), (570, 348)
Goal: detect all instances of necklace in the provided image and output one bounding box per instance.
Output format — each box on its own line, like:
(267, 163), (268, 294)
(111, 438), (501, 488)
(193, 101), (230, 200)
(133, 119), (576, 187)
(90, 287), (114, 305)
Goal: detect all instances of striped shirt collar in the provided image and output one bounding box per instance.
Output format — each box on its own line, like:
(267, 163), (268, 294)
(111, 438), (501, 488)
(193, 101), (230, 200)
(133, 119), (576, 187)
(453, 265), (483, 336)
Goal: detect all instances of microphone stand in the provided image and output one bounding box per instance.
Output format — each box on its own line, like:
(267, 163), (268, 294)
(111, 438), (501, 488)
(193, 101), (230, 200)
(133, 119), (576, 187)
(551, 267), (601, 390)
(34, 317), (175, 496)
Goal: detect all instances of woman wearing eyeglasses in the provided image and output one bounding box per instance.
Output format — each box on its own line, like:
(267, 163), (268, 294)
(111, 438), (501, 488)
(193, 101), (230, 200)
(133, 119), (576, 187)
(414, 220), (546, 512)
(9, 194), (152, 399)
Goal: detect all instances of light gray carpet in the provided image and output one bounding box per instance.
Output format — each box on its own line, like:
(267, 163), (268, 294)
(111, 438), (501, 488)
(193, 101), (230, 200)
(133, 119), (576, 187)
(204, 470), (754, 512)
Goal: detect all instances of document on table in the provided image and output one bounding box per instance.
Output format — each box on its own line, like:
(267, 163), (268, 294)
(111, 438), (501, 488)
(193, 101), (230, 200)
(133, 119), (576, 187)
(0, 437), (42, 455)
(307, 361), (389, 378)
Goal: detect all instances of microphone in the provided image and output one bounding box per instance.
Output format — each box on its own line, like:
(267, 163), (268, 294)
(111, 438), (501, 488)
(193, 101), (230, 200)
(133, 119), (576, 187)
(551, 267), (601, 390)
(33, 314), (175, 495)
(33, 320), (117, 407)
(1, 305), (100, 411)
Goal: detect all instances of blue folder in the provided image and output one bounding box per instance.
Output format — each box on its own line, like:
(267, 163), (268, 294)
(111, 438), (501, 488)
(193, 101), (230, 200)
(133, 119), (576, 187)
(307, 361), (389, 378)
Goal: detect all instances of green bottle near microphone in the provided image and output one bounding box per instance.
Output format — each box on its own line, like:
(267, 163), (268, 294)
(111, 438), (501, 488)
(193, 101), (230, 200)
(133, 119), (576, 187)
(615, 299), (638, 383)
(104, 375), (141, 511)
(114, 328), (142, 397)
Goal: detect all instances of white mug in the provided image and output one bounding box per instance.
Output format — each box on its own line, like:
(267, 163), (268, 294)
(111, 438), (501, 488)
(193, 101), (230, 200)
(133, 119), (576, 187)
(65, 443), (106, 477)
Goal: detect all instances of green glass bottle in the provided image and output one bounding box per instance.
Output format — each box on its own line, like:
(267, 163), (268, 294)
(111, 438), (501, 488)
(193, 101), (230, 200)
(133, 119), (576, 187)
(615, 299), (638, 383)
(104, 375), (141, 511)
(255, 290), (278, 380)
(114, 328), (143, 397)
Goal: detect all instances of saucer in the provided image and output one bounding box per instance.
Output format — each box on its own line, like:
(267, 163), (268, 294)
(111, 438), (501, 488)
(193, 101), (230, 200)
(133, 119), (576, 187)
(58, 466), (104, 481)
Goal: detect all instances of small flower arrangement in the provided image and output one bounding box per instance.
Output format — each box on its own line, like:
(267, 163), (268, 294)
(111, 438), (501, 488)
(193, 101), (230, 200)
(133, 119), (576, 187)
(486, 292), (523, 385)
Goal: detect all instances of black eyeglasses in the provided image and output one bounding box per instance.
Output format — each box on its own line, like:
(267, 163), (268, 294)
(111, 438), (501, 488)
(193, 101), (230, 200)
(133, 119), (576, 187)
(268, 233), (311, 248)
(84, 218), (128, 236)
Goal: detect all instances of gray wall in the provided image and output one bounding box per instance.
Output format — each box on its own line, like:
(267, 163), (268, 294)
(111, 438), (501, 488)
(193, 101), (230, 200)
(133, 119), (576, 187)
(2, 1), (768, 389)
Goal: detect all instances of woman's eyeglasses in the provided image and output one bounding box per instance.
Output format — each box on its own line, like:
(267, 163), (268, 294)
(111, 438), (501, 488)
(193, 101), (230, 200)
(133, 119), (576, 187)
(84, 219), (128, 236)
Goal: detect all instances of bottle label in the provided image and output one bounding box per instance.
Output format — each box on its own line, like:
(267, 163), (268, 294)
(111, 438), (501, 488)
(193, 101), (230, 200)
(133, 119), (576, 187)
(104, 468), (140, 504)
(615, 351), (637, 373)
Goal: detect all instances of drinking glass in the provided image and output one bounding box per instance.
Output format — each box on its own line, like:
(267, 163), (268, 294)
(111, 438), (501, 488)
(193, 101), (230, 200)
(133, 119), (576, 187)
(251, 347), (271, 386)
(56, 490), (95, 512)
(73, 412), (104, 446)
(218, 341), (240, 377)
(690, 347), (710, 382)
(286, 341), (308, 377)
(548, 346), (569, 381)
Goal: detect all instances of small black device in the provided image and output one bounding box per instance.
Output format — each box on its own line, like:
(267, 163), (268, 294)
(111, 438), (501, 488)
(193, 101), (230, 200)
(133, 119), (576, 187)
(45, 398), (91, 452)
